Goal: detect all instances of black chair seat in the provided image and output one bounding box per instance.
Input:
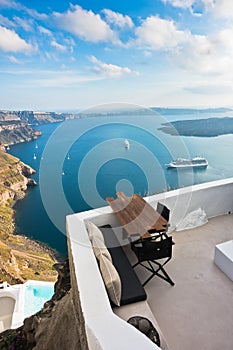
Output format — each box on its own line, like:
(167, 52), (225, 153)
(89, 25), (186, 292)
(131, 235), (175, 287)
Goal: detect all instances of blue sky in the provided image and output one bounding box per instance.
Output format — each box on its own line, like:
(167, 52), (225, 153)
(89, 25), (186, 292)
(1, 0), (233, 111)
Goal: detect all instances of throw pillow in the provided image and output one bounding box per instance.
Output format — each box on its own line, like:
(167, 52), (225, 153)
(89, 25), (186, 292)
(99, 254), (122, 306)
(86, 221), (112, 262)
(86, 221), (105, 243)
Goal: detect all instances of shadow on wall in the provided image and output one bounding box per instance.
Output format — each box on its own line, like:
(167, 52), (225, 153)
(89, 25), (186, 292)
(0, 296), (16, 332)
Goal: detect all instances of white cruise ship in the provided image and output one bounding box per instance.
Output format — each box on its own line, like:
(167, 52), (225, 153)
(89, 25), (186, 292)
(166, 157), (208, 169)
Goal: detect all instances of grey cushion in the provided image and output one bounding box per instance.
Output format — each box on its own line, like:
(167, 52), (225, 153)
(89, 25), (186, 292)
(99, 225), (147, 306)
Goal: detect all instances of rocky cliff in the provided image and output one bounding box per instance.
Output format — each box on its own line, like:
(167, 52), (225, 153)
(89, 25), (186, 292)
(0, 151), (36, 205)
(0, 110), (77, 126)
(0, 151), (58, 284)
(0, 120), (41, 146)
(0, 259), (88, 350)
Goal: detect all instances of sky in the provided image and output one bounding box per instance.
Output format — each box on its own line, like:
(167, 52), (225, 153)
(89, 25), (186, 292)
(1, 0), (233, 111)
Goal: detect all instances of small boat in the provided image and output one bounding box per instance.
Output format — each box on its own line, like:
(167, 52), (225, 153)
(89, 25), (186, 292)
(6, 145), (10, 151)
(67, 154), (70, 160)
(35, 144), (38, 149)
(33, 154), (37, 160)
(62, 171), (65, 176)
(124, 139), (130, 149)
(166, 157), (208, 169)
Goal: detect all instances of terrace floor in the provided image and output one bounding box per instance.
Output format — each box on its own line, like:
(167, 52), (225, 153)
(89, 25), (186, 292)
(125, 214), (233, 350)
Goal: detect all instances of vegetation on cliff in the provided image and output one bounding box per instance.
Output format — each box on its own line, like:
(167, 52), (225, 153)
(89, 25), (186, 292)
(0, 151), (58, 284)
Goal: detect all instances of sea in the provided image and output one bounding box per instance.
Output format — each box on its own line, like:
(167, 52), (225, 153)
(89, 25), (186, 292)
(8, 110), (233, 257)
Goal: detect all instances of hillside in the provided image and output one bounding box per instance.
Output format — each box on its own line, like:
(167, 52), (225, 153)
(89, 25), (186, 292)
(0, 109), (79, 146)
(0, 110), (78, 125)
(159, 117), (233, 137)
(0, 151), (58, 284)
(0, 120), (41, 146)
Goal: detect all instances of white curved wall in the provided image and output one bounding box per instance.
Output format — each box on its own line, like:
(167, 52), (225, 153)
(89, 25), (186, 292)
(67, 215), (161, 350)
(0, 284), (25, 332)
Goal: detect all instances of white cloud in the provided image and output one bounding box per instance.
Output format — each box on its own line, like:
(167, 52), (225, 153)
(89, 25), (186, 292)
(184, 81), (233, 95)
(38, 26), (53, 37)
(0, 14), (15, 27)
(88, 55), (136, 78)
(102, 9), (134, 28)
(32, 71), (102, 88)
(38, 26), (52, 36)
(0, 0), (20, 9)
(13, 16), (33, 31)
(26, 9), (48, 20)
(172, 28), (233, 77)
(162, 0), (215, 16)
(143, 51), (152, 57)
(1, 67), (103, 87)
(51, 40), (67, 52)
(135, 16), (191, 50)
(54, 5), (120, 44)
(211, 0), (233, 18)
(133, 14), (233, 78)
(162, 0), (194, 8)
(8, 55), (23, 64)
(0, 25), (33, 52)
(162, 0), (214, 10)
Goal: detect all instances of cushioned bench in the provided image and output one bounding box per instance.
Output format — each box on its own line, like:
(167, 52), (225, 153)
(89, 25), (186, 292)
(99, 225), (147, 306)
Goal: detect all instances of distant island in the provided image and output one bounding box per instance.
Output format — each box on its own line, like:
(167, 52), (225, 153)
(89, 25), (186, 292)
(159, 117), (233, 137)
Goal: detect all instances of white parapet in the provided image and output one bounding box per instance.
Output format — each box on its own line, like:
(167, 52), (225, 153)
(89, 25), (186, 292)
(67, 214), (161, 350)
(145, 177), (233, 232)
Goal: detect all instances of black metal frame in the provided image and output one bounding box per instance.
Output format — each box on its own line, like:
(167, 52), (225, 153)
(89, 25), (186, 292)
(131, 235), (175, 287)
(148, 202), (175, 245)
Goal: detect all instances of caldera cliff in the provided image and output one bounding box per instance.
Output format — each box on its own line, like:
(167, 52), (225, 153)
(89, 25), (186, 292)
(0, 151), (58, 284)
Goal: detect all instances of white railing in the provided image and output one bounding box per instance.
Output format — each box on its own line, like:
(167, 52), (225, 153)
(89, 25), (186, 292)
(145, 177), (233, 231)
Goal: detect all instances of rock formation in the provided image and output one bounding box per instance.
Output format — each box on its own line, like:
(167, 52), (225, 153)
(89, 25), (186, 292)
(0, 259), (88, 350)
(0, 151), (57, 284)
(0, 152), (36, 206)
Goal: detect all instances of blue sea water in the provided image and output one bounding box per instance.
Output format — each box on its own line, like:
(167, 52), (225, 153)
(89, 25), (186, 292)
(8, 112), (233, 257)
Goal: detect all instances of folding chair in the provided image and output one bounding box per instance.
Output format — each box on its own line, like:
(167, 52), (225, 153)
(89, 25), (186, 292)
(157, 202), (170, 221)
(131, 235), (175, 287)
(153, 202), (175, 244)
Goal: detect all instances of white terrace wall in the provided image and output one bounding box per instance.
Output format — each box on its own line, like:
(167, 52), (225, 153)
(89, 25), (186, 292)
(146, 177), (233, 231)
(67, 215), (161, 350)
(67, 178), (233, 350)
(77, 177), (233, 235)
